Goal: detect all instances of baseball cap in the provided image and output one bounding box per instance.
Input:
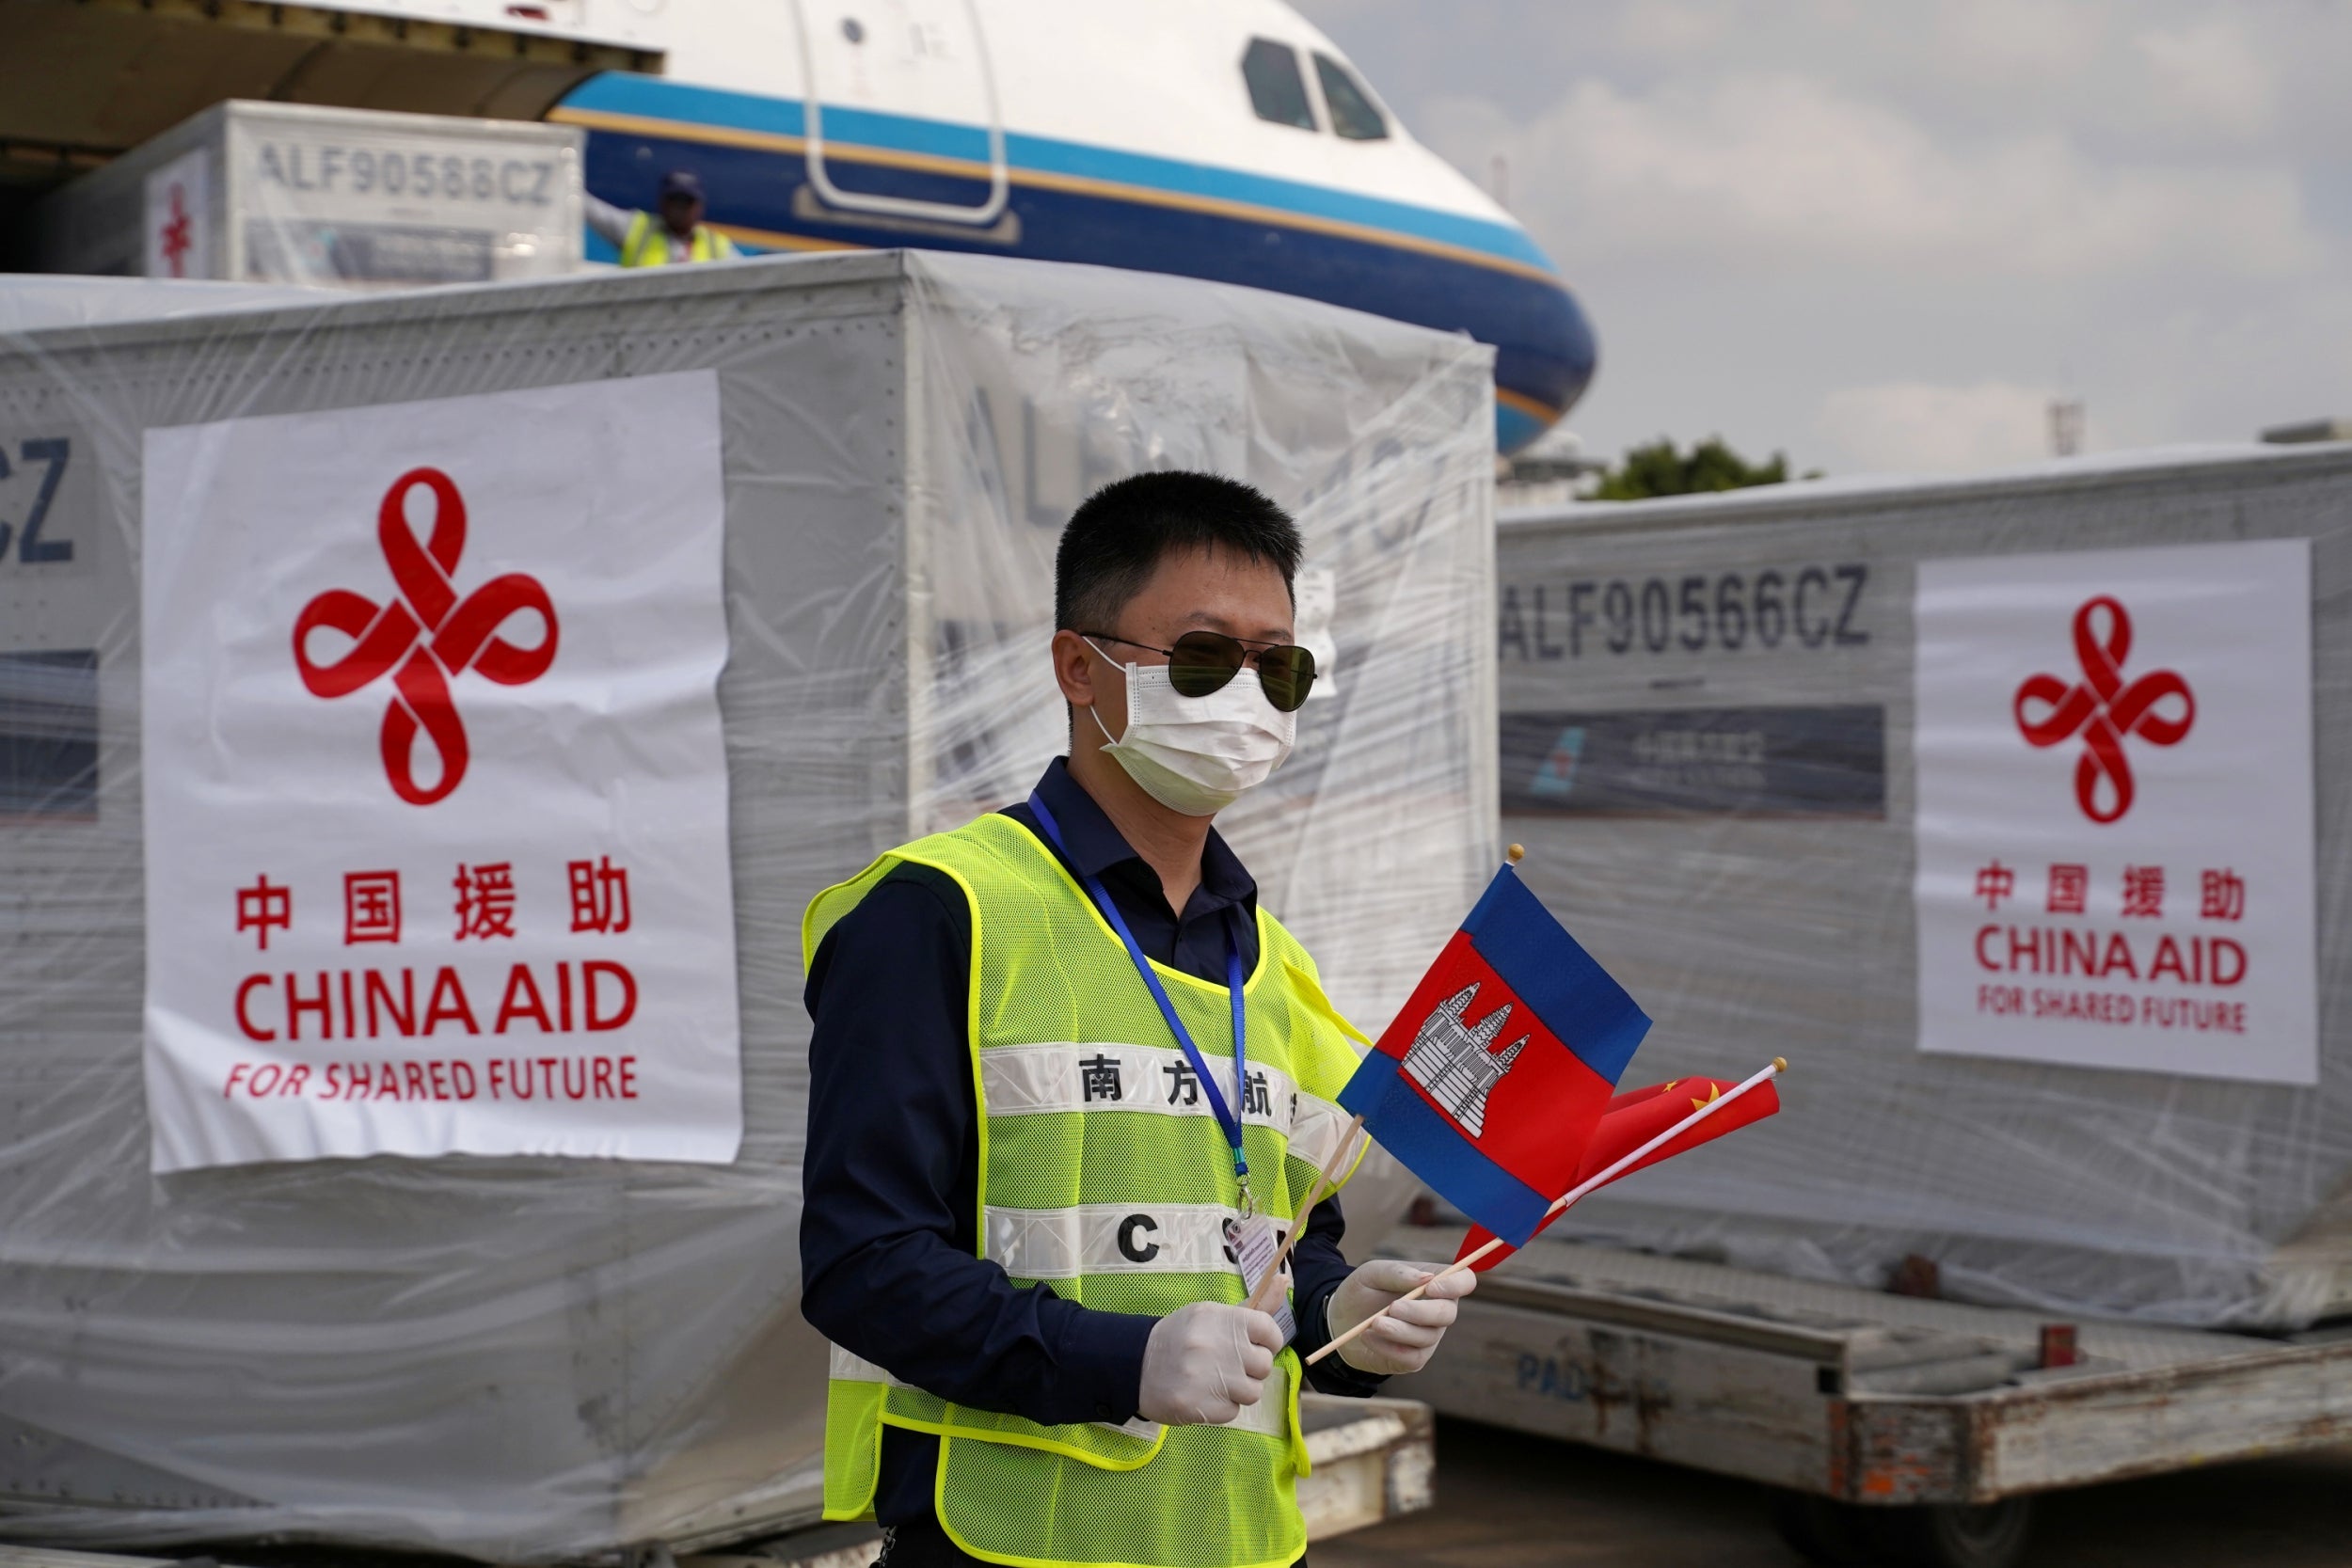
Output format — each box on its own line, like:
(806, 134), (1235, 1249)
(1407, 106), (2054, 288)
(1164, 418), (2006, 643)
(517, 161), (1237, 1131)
(659, 169), (705, 201)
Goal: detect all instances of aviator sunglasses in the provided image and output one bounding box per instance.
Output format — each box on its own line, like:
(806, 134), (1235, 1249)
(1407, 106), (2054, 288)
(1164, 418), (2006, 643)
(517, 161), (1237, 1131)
(1082, 629), (1318, 713)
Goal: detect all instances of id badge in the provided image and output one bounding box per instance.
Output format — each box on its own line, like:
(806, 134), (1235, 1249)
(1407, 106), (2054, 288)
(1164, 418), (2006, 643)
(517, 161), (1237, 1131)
(1228, 1212), (1296, 1343)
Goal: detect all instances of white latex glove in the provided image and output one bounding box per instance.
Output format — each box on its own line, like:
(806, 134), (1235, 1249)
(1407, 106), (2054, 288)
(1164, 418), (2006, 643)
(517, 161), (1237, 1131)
(1137, 1301), (1285, 1425)
(1327, 1259), (1478, 1376)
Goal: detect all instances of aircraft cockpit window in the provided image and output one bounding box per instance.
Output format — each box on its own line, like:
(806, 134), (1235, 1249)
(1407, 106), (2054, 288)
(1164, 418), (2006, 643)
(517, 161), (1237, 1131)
(1313, 55), (1390, 141)
(1243, 39), (1317, 131)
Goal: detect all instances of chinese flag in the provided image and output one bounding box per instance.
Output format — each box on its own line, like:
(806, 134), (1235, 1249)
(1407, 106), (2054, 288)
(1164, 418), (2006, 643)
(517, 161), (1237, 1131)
(1450, 1074), (1783, 1271)
(1336, 864), (1650, 1247)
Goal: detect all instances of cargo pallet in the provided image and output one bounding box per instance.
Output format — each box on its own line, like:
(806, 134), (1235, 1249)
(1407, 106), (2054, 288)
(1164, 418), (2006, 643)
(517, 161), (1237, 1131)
(1386, 1228), (2352, 1568)
(0, 1394), (1432, 1568)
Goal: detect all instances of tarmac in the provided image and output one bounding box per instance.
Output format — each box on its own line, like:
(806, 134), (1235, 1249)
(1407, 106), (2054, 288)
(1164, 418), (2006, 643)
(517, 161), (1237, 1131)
(1316, 1418), (2352, 1567)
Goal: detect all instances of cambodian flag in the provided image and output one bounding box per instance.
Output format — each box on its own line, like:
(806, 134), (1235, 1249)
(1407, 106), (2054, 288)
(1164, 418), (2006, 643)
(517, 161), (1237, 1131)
(1338, 864), (1650, 1247)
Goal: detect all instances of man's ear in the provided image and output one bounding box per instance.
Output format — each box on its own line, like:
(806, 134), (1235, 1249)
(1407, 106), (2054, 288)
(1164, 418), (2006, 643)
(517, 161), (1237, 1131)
(1051, 628), (1095, 711)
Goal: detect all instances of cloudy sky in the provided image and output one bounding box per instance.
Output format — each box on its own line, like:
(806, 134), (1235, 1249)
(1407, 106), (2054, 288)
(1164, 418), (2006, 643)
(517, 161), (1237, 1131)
(1293, 0), (2352, 476)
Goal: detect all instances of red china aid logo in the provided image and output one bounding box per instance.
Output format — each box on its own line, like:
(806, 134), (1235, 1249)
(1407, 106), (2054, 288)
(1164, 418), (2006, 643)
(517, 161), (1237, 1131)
(2013, 595), (2193, 824)
(293, 467), (558, 805)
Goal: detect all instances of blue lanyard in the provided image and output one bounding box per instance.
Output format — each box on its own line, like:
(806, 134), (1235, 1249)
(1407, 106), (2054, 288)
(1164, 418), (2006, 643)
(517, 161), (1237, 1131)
(1026, 791), (1253, 1202)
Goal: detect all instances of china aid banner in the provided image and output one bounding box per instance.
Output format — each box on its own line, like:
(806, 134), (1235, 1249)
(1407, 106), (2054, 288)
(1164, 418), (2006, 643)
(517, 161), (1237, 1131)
(140, 372), (742, 1171)
(1913, 539), (2316, 1085)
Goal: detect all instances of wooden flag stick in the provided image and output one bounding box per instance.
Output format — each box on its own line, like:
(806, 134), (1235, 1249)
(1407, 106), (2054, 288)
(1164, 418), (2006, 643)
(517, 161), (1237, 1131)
(1246, 1113), (1364, 1313)
(1307, 1056), (1788, 1367)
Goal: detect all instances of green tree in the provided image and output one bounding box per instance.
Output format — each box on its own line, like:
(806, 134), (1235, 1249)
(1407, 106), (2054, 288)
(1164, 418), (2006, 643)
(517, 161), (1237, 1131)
(1594, 436), (1792, 500)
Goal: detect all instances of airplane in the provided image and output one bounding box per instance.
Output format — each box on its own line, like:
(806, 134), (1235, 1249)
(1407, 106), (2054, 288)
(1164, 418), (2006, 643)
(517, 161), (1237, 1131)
(1, 0), (1595, 451)
(545, 0), (1597, 452)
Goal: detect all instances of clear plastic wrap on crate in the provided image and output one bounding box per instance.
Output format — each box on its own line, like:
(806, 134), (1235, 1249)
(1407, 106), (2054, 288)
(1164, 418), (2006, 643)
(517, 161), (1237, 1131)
(0, 251), (1497, 1558)
(1492, 452), (2352, 1330)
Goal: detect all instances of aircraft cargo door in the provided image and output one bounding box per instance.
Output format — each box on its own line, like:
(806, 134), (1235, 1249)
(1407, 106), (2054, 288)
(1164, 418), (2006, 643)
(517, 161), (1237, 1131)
(791, 0), (1010, 231)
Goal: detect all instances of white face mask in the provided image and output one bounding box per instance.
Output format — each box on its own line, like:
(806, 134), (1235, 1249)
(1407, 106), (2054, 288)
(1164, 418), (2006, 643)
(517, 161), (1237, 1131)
(1086, 641), (1297, 817)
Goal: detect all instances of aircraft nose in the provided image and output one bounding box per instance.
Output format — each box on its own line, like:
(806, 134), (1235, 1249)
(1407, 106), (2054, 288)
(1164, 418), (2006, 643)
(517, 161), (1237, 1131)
(1549, 281), (1600, 413)
(1494, 271), (1599, 454)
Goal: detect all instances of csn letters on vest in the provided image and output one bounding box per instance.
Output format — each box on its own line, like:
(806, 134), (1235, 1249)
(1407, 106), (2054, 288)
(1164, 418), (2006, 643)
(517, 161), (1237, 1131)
(140, 372), (743, 1171)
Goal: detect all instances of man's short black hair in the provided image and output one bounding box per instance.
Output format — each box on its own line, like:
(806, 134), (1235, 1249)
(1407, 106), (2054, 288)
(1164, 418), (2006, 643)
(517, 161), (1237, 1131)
(1055, 471), (1302, 633)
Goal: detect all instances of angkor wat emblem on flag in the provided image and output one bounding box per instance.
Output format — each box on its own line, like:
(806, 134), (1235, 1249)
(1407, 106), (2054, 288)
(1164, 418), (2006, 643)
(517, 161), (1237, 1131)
(1399, 984), (1527, 1137)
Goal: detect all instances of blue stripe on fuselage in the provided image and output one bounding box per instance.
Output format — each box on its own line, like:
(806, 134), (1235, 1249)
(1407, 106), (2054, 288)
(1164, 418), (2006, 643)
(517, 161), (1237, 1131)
(557, 74), (1599, 443)
(560, 73), (1556, 274)
(1495, 402), (1548, 454)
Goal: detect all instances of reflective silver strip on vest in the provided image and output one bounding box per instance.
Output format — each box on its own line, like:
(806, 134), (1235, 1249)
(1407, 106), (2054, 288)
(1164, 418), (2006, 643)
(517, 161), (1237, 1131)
(987, 1200), (1279, 1279)
(1228, 1353), (1293, 1440)
(979, 1044), (1351, 1171)
(1289, 1090), (1355, 1177)
(826, 1340), (1287, 1440)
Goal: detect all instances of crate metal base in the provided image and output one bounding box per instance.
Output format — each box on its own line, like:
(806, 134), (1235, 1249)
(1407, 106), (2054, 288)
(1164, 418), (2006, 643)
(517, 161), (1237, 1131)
(1385, 1229), (2352, 1506)
(0, 1395), (1434, 1568)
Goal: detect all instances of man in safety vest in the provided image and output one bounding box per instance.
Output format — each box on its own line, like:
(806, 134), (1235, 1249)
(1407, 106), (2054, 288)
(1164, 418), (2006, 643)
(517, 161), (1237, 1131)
(584, 168), (739, 267)
(801, 472), (1476, 1568)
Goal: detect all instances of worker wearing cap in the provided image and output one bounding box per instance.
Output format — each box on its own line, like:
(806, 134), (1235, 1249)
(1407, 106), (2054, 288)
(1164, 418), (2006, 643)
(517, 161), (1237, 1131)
(584, 169), (739, 267)
(800, 472), (1477, 1568)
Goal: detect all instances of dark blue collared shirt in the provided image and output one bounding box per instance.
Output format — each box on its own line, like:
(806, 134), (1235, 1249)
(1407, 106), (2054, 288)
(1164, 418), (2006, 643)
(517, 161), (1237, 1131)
(801, 757), (1381, 1528)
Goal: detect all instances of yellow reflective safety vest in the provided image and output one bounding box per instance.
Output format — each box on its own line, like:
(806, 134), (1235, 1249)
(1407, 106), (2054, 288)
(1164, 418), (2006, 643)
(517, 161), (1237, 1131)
(619, 211), (736, 266)
(803, 810), (1371, 1568)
